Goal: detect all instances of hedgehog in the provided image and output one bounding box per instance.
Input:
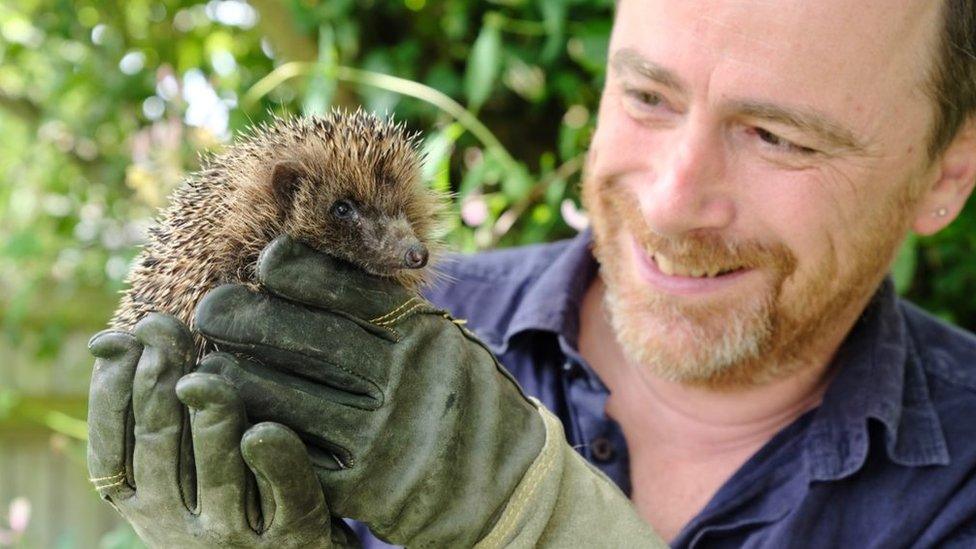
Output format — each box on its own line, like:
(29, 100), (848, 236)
(111, 109), (446, 354)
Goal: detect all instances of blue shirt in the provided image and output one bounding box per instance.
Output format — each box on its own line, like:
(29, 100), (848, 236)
(354, 230), (976, 548)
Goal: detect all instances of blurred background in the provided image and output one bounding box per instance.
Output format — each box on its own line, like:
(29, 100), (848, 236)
(0, 0), (973, 546)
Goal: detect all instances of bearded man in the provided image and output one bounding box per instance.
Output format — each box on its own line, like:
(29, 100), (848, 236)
(86, 0), (976, 547)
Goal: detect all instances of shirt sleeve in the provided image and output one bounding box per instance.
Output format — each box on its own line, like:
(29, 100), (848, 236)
(344, 519), (401, 548)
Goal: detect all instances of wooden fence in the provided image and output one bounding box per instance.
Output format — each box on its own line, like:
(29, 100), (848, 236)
(0, 332), (138, 547)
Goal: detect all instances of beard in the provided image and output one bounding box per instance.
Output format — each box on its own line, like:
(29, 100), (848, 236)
(582, 172), (917, 390)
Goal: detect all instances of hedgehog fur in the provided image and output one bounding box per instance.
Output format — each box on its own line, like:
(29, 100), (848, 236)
(111, 108), (447, 351)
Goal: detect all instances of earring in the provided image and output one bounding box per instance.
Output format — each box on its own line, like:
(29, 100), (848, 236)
(935, 207), (949, 217)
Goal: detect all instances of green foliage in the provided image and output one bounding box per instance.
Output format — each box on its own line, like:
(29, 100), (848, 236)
(906, 199), (976, 326)
(465, 15), (502, 112)
(0, 0), (616, 358)
(0, 0), (276, 350)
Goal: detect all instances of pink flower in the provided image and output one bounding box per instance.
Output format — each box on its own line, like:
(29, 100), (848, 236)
(461, 195), (489, 227)
(560, 198), (589, 231)
(8, 498), (29, 533)
(0, 497), (31, 546)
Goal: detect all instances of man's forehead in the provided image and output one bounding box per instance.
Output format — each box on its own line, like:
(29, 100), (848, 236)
(609, 0), (943, 140)
(611, 0), (941, 84)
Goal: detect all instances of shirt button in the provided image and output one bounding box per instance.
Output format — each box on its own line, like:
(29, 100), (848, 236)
(591, 437), (615, 462)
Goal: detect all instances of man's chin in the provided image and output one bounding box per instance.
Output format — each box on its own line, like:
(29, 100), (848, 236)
(604, 283), (776, 387)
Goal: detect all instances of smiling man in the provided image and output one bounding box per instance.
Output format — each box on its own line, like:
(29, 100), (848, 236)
(87, 0), (976, 547)
(573, 0), (976, 540)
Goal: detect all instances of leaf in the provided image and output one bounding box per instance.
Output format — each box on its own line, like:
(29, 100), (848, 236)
(303, 24), (337, 116)
(892, 233), (917, 294)
(500, 163), (532, 200)
(502, 55), (545, 102)
(539, 0), (567, 63)
(464, 18), (502, 112)
(361, 51), (400, 114)
(458, 151), (492, 200)
(567, 20), (612, 73)
(421, 122), (464, 189)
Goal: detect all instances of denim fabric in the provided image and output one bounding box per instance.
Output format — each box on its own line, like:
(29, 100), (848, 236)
(352, 229), (976, 548)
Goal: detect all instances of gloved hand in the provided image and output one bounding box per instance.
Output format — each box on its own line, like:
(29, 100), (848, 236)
(194, 235), (665, 547)
(86, 313), (359, 548)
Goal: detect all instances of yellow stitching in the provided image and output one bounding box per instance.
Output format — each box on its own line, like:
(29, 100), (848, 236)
(479, 446), (556, 547)
(370, 297), (416, 322)
(374, 302), (426, 327)
(485, 404), (559, 546)
(377, 302), (426, 326)
(376, 324), (400, 341)
(476, 407), (558, 548)
(369, 297), (420, 324)
(374, 302), (423, 327)
(94, 477), (128, 491)
(494, 444), (556, 545)
(89, 470), (126, 483)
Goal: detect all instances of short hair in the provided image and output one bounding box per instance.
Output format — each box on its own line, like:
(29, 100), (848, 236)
(925, 0), (976, 158)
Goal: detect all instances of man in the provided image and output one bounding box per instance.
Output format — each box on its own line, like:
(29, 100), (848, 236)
(87, 0), (976, 546)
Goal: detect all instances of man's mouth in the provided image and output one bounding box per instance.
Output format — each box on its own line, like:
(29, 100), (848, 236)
(629, 237), (754, 296)
(651, 252), (743, 279)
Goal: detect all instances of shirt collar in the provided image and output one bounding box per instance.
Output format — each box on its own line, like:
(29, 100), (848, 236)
(499, 228), (598, 352)
(497, 232), (950, 474)
(803, 278), (949, 480)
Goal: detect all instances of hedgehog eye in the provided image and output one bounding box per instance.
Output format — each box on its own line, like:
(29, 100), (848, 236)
(330, 199), (357, 220)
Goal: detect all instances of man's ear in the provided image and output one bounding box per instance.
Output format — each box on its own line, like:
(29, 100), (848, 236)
(270, 160), (305, 215)
(913, 117), (976, 235)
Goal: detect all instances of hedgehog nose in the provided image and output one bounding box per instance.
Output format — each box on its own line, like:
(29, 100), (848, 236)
(404, 244), (429, 269)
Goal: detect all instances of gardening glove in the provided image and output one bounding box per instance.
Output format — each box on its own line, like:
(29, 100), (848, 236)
(194, 235), (665, 547)
(86, 313), (359, 548)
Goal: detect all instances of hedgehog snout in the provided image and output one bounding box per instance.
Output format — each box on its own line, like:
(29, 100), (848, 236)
(404, 244), (429, 269)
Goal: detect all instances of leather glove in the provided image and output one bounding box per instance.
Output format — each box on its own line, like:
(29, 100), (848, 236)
(86, 313), (359, 548)
(194, 235), (665, 547)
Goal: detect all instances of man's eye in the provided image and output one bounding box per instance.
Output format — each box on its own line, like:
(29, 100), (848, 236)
(624, 88), (664, 108)
(753, 127), (817, 155)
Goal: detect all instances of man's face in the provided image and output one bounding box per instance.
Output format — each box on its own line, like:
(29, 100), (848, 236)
(585, 0), (942, 388)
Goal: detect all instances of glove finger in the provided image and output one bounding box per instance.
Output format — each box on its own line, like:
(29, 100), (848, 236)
(257, 235), (416, 324)
(240, 422), (331, 536)
(196, 285), (389, 402)
(175, 373), (251, 528)
(87, 330), (142, 502)
(199, 353), (370, 469)
(131, 313), (196, 510)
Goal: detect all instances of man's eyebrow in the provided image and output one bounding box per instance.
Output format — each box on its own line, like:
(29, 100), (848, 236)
(729, 100), (866, 153)
(611, 48), (689, 95)
(610, 48), (867, 154)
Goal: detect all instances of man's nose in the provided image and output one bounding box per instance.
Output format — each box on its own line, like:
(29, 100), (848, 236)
(636, 124), (736, 236)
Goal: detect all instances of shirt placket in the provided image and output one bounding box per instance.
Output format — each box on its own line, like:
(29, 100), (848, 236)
(559, 338), (632, 495)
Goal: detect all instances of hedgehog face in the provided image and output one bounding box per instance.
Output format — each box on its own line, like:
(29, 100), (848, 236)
(269, 155), (440, 289)
(312, 193), (429, 273)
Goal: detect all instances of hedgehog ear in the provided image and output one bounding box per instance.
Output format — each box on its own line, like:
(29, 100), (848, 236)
(270, 160), (304, 214)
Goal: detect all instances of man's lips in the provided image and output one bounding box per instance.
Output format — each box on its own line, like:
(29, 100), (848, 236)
(630, 237), (753, 295)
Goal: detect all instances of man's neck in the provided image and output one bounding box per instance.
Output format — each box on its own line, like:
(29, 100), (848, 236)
(578, 276), (840, 458)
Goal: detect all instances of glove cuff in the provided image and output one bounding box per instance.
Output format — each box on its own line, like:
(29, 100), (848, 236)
(474, 400), (667, 548)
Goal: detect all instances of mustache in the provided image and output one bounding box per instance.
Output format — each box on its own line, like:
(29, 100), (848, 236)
(639, 230), (797, 277)
(602, 183), (798, 275)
